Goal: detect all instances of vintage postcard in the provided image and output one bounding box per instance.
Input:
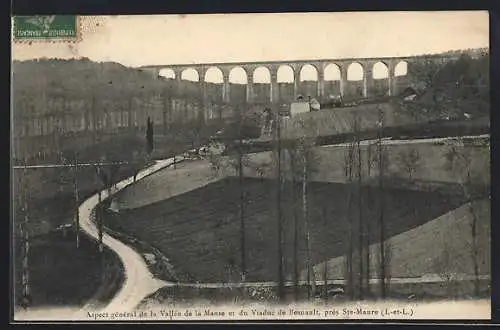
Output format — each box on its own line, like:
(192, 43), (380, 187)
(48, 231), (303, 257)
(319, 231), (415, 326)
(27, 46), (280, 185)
(11, 12), (491, 322)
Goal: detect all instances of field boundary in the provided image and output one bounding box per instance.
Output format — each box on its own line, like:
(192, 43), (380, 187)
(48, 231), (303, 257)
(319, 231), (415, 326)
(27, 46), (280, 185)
(138, 275), (491, 289)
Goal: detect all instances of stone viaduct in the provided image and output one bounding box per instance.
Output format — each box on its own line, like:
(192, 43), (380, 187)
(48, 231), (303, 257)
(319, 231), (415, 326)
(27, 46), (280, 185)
(140, 54), (458, 104)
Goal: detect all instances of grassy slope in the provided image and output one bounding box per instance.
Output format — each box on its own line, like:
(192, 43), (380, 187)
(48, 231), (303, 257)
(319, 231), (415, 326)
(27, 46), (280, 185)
(312, 199), (490, 279)
(113, 142), (489, 212)
(13, 229), (124, 308)
(103, 177), (466, 283)
(281, 102), (400, 139)
(113, 160), (216, 210)
(238, 142), (490, 189)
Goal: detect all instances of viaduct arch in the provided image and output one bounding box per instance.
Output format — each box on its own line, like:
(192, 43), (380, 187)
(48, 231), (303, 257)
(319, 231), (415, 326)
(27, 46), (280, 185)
(141, 54), (458, 105)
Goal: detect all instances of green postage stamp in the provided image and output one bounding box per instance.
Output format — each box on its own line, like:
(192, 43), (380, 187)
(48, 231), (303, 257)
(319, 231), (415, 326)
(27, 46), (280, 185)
(13, 15), (80, 42)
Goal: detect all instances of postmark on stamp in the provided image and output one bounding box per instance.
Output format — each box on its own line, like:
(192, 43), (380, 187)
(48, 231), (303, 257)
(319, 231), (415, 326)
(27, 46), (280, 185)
(13, 15), (81, 43)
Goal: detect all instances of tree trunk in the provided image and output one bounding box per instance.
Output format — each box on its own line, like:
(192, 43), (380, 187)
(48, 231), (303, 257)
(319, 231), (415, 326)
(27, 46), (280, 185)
(377, 131), (387, 299)
(167, 97), (173, 131)
(323, 206), (328, 303)
(384, 241), (392, 295)
(289, 148), (300, 301)
(92, 96), (98, 145)
(128, 98), (133, 132)
(163, 94), (169, 135)
(98, 190), (103, 253)
(471, 201), (480, 297)
(21, 160), (31, 308)
(466, 169), (480, 297)
(238, 135), (246, 282)
(357, 128), (364, 300)
(74, 156), (80, 249)
(276, 114), (284, 301)
(345, 142), (355, 300)
(365, 146), (373, 297)
(302, 146), (312, 300)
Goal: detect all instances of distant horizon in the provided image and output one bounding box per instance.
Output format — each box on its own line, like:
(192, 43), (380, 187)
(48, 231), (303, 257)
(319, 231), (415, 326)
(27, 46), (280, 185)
(14, 47), (489, 84)
(12, 46), (489, 68)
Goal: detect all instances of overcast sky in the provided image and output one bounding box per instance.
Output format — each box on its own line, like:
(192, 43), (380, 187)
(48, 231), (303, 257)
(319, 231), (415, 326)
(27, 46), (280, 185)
(12, 11), (489, 83)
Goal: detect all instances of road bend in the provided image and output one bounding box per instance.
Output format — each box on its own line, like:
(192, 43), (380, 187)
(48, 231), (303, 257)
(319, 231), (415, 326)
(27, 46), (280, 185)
(77, 157), (184, 314)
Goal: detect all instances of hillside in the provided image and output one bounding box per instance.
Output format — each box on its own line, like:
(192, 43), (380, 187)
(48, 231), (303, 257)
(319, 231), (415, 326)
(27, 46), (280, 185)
(403, 52), (489, 121)
(12, 58), (166, 94)
(12, 58), (211, 122)
(311, 199), (490, 281)
(103, 177), (467, 283)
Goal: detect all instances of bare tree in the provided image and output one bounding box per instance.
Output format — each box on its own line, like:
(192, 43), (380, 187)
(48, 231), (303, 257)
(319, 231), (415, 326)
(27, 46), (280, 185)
(340, 115), (371, 300)
(365, 142), (377, 297)
(208, 151), (224, 179)
(127, 97), (134, 133)
(272, 108), (285, 301)
(220, 238), (240, 286)
(108, 163), (122, 193)
(287, 144), (300, 301)
(396, 148), (421, 181)
(19, 158), (31, 309)
(132, 152), (144, 183)
(443, 138), (482, 297)
(375, 107), (390, 299)
(226, 107), (255, 283)
(322, 206), (328, 303)
(301, 139), (310, 300)
(97, 186), (104, 253)
(293, 116), (322, 300)
(91, 95), (99, 145)
(354, 116), (366, 300)
(395, 147), (422, 223)
(343, 136), (356, 300)
(432, 239), (459, 298)
(72, 153), (80, 248)
(162, 90), (172, 134)
(383, 240), (392, 297)
(204, 107), (256, 289)
(237, 117), (247, 283)
(92, 163), (106, 254)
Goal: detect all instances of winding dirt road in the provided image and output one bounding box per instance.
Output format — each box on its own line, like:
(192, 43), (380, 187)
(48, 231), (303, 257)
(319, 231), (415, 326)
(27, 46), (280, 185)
(77, 157), (184, 314)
